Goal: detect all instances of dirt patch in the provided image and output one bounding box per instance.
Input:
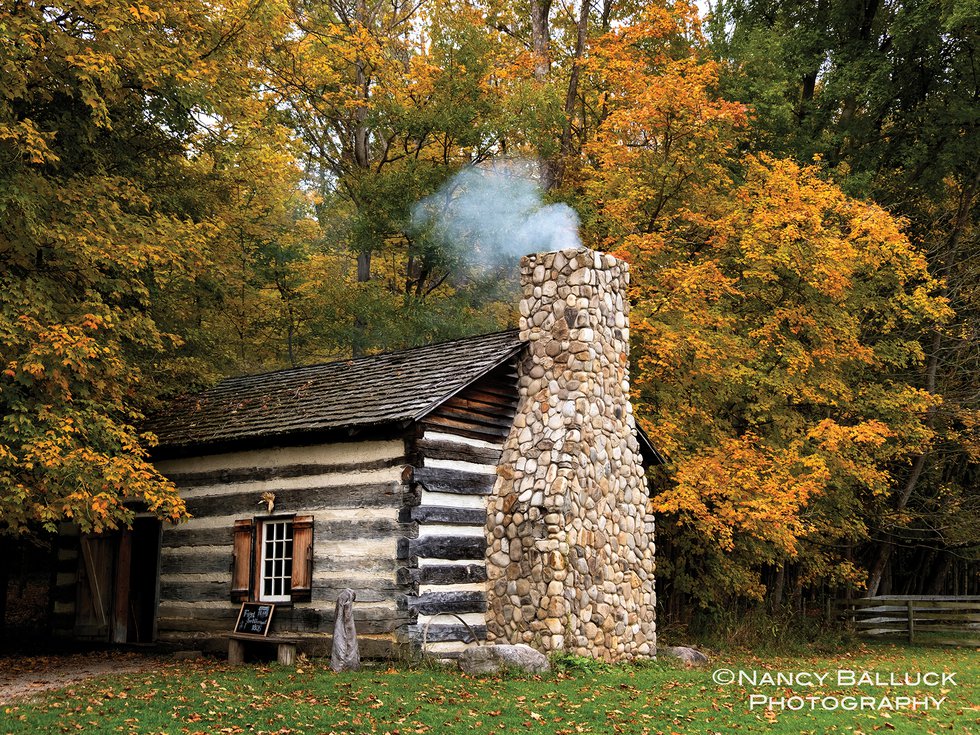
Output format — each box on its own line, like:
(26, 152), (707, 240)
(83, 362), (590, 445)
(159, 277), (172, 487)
(0, 651), (165, 704)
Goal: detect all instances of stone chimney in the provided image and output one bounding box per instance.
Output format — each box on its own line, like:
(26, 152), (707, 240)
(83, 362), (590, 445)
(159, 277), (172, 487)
(486, 247), (656, 660)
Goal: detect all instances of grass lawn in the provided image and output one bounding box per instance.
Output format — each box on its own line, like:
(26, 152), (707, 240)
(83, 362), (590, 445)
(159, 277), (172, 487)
(2, 643), (977, 734)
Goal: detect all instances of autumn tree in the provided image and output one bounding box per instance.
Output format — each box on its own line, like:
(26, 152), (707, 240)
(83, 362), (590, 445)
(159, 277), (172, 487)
(706, 0), (980, 596)
(257, 0), (526, 353)
(0, 1), (308, 534)
(582, 4), (951, 609)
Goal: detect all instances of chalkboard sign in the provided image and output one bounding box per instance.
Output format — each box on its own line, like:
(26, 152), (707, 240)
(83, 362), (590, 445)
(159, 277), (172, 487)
(234, 603), (275, 636)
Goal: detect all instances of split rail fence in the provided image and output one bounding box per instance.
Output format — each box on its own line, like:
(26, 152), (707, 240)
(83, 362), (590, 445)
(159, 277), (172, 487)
(838, 595), (980, 646)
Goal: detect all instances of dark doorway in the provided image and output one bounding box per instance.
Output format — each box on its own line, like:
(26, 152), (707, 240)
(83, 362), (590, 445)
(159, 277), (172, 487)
(75, 517), (161, 644)
(125, 517), (161, 643)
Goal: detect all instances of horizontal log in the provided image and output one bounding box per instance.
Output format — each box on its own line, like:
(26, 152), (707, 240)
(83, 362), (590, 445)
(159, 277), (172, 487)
(50, 613), (75, 632)
(420, 416), (510, 443)
(160, 580), (232, 602)
(854, 619), (910, 628)
(400, 535), (485, 561)
(404, 591), (487, 615)
(857, 628), (906, 636)
(408, 623), (487, 643)
(434, 404), (515, 431)
(158, 632), (400, 660)
(911, 612), (980, 622)
(452, 385), (518, 407)
(411, 505), (486, 525)
(398, 564), (488, 586)
(160, 552), (400, 577)
(161, 579), (406, 606)
(843, 597), (980, 607)
(55, 556), (79, 575)
(411, 467), (495, 496)
(184, 481), (408, 519)
(310, 582), (406, 604)
(165, 457), (406, 489)
(416, 438), (502, 466)
(850, 609), (980, 623)
(903, 623), (980, 633)
(51, 585), (79, 605)
(160, 553), (231, 575)
(847, 603), (980, 611)
(157, 605), (408, 634)
(162, 528), (234, 548)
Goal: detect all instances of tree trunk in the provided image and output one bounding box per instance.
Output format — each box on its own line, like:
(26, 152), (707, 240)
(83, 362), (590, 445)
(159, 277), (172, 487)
(530, 0), (552, 82)
(530, 0), (555, 189)
(926, 552), (953, 595)
(555, 0), (590, 187)
(770, 562), (786, 609)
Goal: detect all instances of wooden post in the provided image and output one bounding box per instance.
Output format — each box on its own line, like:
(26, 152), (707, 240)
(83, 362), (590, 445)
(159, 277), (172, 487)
(907, 600), (915, 644)
(228, 638), (245, 664)
(277, 642), (297, 666)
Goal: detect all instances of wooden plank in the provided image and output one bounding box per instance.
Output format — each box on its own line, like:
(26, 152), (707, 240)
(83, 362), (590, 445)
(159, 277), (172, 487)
(157, 616), (409, 636)
(449, 386), (518, 406)
(160, 552), (399, 576)
(398, 564), (488, 586)
(433, 405), (515, 430)
(156, 614), (408, 636)
(421, 415), (511, 443)
(417, 438), (502, 466)
(159, 581), (231, 602)
(401, 535), (485, 561)
(440, 396), (517, 420)
(162, 632), (401, 660)
(184, 481), (407, 519)
(845, 597), (980, 607)
(160, 579), (408, 606)
(410, 505), (487, 525)
(412, 467), (495, 496)
(408, 623), (487, 643)
(405, 591), (487, 615)
(908, 612), (980, 622)
(310, 582), (405, 604)
(157, 603), (405, 624)
(901, 623), (980, 633)
(166, 457), (406, 488)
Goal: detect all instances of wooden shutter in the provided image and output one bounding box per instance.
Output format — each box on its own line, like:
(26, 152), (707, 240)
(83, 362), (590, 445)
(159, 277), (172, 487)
(291, 515), (314, 602)
(231, 519), (254, 602)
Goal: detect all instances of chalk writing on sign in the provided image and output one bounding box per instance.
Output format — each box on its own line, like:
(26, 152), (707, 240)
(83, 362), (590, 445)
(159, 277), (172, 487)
(234, 603), (275, 636)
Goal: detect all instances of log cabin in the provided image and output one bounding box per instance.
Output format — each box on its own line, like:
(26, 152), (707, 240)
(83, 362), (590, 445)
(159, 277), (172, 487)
(49, 247), (661, 660)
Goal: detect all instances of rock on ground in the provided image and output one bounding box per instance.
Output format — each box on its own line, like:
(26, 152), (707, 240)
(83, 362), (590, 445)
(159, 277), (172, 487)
(458, 644), (551, 675)
(661, 646), (709, 667)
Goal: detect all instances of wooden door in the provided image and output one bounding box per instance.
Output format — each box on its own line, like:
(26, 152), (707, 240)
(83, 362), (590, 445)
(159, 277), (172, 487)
(75, 534), (116, 639)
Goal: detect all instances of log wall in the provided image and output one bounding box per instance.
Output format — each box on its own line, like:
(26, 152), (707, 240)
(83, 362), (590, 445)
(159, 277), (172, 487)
(405, 362), (518, 657)
(153, 438), (414, 657)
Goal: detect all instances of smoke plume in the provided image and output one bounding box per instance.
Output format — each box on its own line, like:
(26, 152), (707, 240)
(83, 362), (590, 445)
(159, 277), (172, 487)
(411, 163), (581, 265)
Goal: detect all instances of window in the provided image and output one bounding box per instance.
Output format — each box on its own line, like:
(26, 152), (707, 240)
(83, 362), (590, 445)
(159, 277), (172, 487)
(231, 515), (313, 604)
(260, 520), (293, 602)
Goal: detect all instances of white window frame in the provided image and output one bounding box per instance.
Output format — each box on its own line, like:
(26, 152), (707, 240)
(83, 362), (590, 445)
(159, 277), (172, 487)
(258, 519), (293, 603)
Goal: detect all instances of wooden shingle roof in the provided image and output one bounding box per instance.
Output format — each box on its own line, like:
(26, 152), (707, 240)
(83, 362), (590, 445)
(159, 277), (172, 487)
(146, 330), (523, 453)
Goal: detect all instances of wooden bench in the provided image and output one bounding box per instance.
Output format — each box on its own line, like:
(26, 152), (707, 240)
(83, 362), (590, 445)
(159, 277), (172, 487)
(228, 633), (298, 665)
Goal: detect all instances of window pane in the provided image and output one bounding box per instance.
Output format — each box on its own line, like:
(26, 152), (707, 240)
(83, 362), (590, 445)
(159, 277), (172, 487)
(259, 520), (295, 602)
